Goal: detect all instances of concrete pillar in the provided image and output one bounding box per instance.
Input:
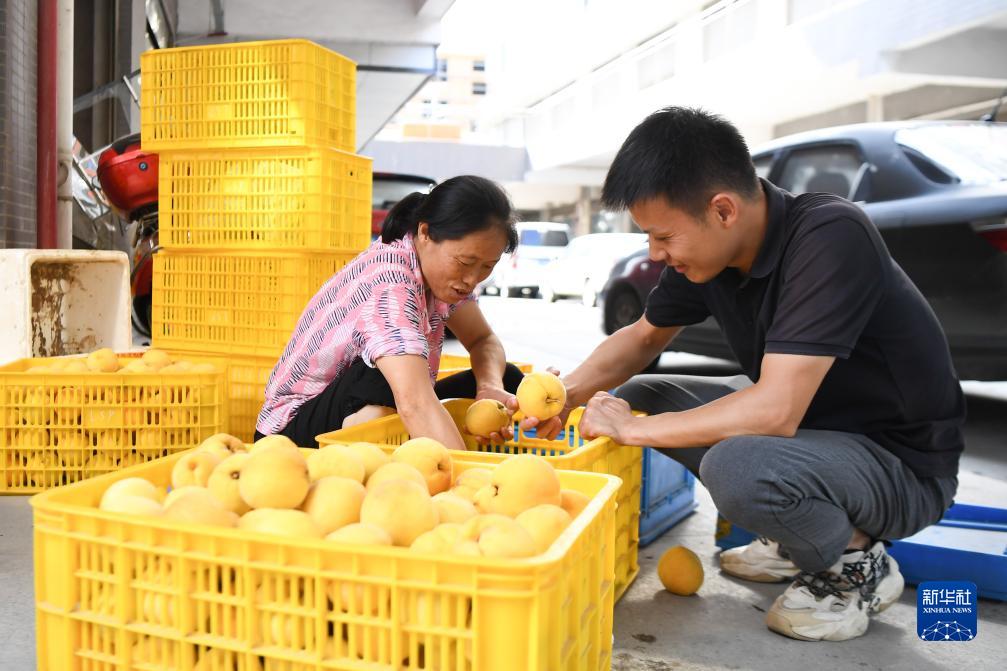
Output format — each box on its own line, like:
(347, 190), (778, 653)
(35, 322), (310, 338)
(866, 94), (884, 122)
(575, 185), (592, 237)
(0, 0), (39, 248)
(56, 0), (73, 249)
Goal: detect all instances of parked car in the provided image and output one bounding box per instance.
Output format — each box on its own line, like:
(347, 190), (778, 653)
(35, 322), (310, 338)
(482, 222), (571, 297)
(540, 232), (647, 306)
(599, 120), (1007, 380)
(371, 172), (437, 238)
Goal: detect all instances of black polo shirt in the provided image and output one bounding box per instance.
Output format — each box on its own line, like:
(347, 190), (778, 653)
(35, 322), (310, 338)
(645, 179), (965, 479)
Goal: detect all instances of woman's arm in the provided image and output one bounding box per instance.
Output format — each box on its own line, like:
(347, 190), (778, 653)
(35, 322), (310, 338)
(376, 354), (468, 451)
(445, 301), (512, 404)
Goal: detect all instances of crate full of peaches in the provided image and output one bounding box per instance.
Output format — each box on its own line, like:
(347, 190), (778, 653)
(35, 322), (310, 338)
(99, 432), (591, 557)
(0, 348), (225, 492)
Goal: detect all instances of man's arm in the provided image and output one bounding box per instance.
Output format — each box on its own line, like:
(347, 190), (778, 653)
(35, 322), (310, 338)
(580, 353), (835, 446)
(376, 354), (468, 451)
(534, 316), (681, 439)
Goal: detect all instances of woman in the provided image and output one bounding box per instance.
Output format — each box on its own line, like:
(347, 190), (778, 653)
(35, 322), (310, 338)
(254, 175), (525, 450)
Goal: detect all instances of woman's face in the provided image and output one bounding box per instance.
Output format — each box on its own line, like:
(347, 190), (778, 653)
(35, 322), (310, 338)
(415, 223), (509, 303)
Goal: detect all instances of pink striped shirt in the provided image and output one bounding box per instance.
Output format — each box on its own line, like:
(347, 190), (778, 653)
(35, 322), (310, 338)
(256, 234), (473, 435)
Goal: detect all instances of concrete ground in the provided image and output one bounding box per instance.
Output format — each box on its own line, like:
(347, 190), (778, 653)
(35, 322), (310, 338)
(2, 296), (1005, 670)
(611, 471), (1007, 671)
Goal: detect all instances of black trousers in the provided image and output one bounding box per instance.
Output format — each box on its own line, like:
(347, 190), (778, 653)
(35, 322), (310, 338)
(255, 358), (526, 447)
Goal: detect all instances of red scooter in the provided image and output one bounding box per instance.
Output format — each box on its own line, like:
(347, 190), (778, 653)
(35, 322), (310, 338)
(95, 133), (159, 337)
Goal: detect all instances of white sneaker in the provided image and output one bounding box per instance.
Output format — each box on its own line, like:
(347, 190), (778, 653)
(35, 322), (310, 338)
(719, 537), (801, 583)
(766, 541), (905, 642)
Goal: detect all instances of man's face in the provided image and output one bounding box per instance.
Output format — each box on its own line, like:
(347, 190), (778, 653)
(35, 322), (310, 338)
(629, 197), (734, 284)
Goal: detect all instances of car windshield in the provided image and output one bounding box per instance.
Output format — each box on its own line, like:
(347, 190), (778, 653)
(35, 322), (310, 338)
(895, 125), (1007, 185)
(520, 229), (569, 246)
(372, 179), (434, 208)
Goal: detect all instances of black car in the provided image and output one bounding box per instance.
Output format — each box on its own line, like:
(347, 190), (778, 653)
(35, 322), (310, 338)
(600, 120), (1007, 380)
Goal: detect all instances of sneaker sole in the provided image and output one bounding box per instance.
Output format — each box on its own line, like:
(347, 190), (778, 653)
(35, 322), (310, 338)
(719, 554), (800, 583)
(766, 608), (869, 642)
(719, 565), (795, 583)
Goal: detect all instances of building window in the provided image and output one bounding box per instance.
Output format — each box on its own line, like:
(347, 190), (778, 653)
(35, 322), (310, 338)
(593, 71), (622, 109)
(703, 0), (757, 62)
(637, 40), (676, 90)
(788, 0), (835, 24)
(473, 60), (486, 72)
(472, 82), (487, 95)
(436, 58), (447, 81)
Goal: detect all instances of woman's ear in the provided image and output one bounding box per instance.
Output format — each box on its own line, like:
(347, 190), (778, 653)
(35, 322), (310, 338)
(417, 222), (430, 242)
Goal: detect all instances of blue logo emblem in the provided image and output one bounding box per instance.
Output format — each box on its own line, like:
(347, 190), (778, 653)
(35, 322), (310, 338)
(917, 581), (977, 641)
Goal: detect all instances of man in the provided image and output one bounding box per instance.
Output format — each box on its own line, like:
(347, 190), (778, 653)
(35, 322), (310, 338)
(535, 107), (964, 641)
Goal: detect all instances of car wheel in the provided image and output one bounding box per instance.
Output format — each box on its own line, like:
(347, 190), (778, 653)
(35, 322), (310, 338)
(541, 285), (557, 303)
(582, 282), (597, 308)
(605, 287), (644, 333)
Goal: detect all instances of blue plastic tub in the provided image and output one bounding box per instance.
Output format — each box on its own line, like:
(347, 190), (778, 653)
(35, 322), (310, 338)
(638, 448), (698, 547)
(713, 503), (1007, 602)
(714, 512), (757, 551)
(889, 503), (1007, 601)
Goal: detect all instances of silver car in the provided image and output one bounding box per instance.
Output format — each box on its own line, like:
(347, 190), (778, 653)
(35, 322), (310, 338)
(482, 222), (571, 297)
(541, 233), (647, 306)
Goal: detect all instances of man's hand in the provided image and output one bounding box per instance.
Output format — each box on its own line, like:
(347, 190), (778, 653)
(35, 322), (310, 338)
(579, 391), (638, 443)
(472, 386), (519, 444)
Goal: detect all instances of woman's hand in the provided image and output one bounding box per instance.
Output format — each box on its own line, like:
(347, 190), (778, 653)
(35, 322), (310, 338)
(472, 386), (519, 445)
(579, 391), (636, 443)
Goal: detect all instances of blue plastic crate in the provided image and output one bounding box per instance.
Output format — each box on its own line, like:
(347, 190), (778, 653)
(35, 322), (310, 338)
(889, 503), (1007, 602)
(639, 448), (698, 547)
(714, 512), (757, 551)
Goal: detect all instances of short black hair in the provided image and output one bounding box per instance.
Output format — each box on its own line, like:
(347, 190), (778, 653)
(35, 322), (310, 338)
(602, 107), (760, 216)
(382, 175), (518, 252)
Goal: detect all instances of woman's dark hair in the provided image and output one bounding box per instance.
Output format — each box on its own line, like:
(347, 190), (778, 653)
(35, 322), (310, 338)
(381, 175), (518, 252)
(602, 106), (760, 217)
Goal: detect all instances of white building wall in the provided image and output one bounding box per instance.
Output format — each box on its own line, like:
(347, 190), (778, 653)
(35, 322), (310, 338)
(476, 0), (1007, 182)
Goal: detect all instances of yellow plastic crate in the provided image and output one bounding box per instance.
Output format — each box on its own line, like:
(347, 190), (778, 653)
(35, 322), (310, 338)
(153, 250), (357, 358)
(174, 352), (523, 447)
(0, 353), (225, 493)
(318, 398), (643, 602)
(31, 452), (619, 671)
(158, 147), (372, 252)
(184, 352), (276, 444)
(437, 354), (471, 378)
(436, 354), (533, 380)
(140, 39), (356, 152)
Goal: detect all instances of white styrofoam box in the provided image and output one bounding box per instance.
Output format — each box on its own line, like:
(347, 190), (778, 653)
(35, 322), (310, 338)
(0, 250), (131, 364)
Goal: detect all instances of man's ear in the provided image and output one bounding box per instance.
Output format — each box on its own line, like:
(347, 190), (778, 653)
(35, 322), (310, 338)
(710, 193), (739, 228)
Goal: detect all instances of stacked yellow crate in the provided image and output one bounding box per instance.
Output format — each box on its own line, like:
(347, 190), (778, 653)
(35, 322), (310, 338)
(141, 39), (372, 441)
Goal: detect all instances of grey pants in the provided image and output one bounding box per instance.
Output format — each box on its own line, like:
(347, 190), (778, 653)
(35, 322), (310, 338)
(615, 374), (958, 573)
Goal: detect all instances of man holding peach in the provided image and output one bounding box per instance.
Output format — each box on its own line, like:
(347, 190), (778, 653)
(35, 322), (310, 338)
(533, 106), (963, 643)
